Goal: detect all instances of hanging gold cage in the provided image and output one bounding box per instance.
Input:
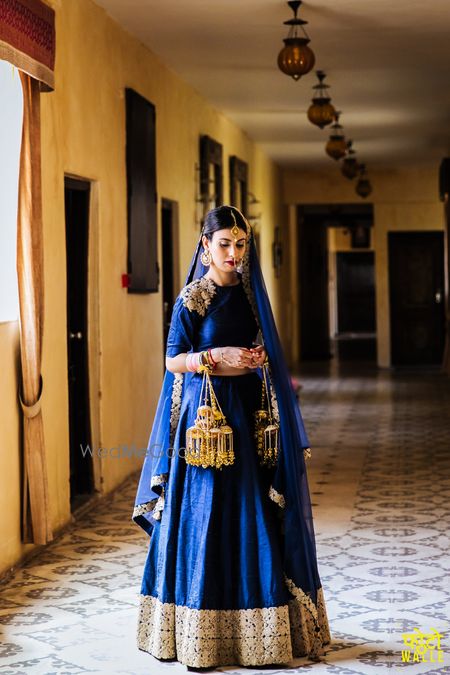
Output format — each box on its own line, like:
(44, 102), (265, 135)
(254, 360), (280, 468)
(186, 364), (235, 469)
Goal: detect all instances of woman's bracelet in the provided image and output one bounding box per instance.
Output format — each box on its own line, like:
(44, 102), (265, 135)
(185, 352), (199, 372)
(186, 350), (217, 372)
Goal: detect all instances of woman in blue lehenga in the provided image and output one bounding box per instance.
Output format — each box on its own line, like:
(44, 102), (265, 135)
(133, 206), (331, 669)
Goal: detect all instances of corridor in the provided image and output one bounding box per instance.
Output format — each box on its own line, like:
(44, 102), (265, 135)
(0, 363), (448, 675)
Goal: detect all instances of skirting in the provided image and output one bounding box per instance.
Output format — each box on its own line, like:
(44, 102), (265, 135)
(137, 582), (331, 668)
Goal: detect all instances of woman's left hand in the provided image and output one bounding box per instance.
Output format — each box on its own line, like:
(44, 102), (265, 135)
(249, 345), (266, 368)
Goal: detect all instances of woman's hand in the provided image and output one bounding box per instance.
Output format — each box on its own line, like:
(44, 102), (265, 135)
(210, 345), (266, 369)
(211, 346), (254, 369)
(249, 345), (266, 368)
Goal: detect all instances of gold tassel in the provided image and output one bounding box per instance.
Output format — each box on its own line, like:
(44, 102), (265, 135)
(186, 366), (234, 469)
(254, 361), (279, 468)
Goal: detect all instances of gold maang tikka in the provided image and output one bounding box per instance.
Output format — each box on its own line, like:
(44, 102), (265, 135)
(229, 207), (240, 240)
(254, 360), (279, 468)
(185, 359), (235, 470)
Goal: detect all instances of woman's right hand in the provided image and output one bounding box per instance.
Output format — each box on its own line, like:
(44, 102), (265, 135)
(212, 346), (254, 369)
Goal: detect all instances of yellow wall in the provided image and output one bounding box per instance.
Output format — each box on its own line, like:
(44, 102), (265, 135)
(0, 0), (284, 574)
(283, 165), (444, 368)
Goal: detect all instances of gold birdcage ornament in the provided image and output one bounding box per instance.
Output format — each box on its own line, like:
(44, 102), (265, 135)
(186, 365), (234, 469)
(254, 361), (279, 468)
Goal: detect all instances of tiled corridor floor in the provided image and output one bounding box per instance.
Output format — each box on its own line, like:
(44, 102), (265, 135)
(1, 362), (449, 674)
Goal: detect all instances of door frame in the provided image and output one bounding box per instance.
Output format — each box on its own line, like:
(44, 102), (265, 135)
(64, 173), (103, 496)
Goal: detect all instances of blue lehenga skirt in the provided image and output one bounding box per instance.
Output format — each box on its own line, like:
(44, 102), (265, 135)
(137, 371), (330, 667)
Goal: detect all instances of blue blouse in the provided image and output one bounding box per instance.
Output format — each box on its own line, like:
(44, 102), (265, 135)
(166, 278), (259, 357)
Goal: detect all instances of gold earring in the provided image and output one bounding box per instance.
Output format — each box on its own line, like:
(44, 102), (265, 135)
(201, 249), (212, 266)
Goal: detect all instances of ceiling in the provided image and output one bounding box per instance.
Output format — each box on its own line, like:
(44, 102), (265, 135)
(94, 0), (450, 168)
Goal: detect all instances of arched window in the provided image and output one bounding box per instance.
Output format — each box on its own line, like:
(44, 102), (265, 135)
(0, 61), (23, 322)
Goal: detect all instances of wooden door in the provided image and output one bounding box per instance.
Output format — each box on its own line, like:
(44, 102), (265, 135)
(298, 210), (330, 360)
(337, 252), (376, 332)
(64, 177), (94, 509)
(389, 231), (445, 365)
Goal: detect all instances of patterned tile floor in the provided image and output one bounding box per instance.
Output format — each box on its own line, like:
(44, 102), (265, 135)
(1, 361), (449, 674)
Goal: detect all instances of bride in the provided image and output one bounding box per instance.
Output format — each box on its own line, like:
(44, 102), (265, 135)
(133, 205), (331, 669)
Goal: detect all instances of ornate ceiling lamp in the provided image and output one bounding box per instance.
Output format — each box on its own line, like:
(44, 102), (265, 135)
(341, 140), (359, 179)
(355, 164), (373, 198)
(277, 1), (315, 81)
(325, 112), (347, 160)
(307, 70), (336, 129)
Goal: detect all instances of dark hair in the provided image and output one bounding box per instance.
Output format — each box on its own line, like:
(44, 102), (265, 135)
(202, 205), (247, 241)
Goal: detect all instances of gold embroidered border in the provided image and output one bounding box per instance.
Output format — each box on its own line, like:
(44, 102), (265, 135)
(137, 594), (292, 667)
(239, 225), (285, 452)
(240, 224), (262, 332)
(150, 473), (168, 489)
(284, 579), (331, 659)
(130, 475), (166, 524)
(132, 499), (157, 519)
(137, 585), (331, 667)
(169, 373), (183, 443)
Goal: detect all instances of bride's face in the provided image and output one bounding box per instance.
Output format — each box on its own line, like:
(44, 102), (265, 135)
(203, 227), (247, 272)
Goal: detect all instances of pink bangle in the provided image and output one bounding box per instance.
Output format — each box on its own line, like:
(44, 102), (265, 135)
(186, 353), (199, 372)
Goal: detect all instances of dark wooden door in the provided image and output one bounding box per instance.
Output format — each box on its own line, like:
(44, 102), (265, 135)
(337, 252), (376, 332)
(389, 231), (445, 365)
(298, 209), (330, 360)
(64, 177), (94, 509)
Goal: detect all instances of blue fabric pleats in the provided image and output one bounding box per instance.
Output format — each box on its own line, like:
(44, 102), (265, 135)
(140, 371), (291, 611)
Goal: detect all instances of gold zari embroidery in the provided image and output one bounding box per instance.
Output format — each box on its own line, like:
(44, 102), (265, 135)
(137, 585), (331, 667)
(132, 499), (157, 518)
(268, 486), (286, 508)
(180, 276), (216, 316)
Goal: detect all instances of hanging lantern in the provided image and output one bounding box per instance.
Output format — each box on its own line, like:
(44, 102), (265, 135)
(307, 70), (336, 129)
(341, 140), (359, 180)
(325, 111), (347, 160)
(355, 164), (373, 198)
(277, 1), (315, 81)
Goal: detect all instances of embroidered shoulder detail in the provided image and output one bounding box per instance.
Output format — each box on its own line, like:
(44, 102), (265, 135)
(180, 277), (216, 316)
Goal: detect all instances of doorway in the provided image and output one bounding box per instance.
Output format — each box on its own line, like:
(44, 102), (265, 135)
(335, 252), (376, 361)
(298, 204), (374, 361)
(389, 231), (445, 365)
(298, 210), (330, 360)
(64, 177), (94, 510)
